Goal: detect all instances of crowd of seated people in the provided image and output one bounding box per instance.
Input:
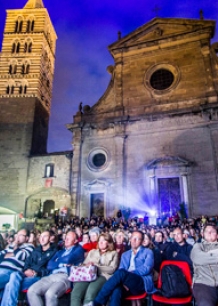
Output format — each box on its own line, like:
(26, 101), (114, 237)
(0, 213), (217, 305)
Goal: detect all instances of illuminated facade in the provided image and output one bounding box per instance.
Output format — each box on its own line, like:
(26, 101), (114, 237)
(0, 0), (72, 218)
(68, 17), (218, 218)
(1, 1), (218, 219)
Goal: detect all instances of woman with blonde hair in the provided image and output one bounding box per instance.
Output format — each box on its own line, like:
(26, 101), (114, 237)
(70, 232), (119, 306)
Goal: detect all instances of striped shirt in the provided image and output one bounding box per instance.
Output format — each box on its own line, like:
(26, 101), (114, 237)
(0, 243), (34, 272)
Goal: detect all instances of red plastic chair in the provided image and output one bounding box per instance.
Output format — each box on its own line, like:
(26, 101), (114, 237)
(152, 260), (193, 305)
(125, 292), (147, 306)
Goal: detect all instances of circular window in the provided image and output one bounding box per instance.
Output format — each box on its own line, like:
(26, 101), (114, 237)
(87, 148), (110, 172)
(92, 153), (106, 167)
(150, 69), (174, 90)
(144, 64), (180, 95)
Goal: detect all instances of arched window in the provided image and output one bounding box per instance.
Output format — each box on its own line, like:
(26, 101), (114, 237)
(26, 20), (31, 33)
(12, 41), (20, 54)
(15, 18), (23, 33)
(22, 62), (30, 74)
(16, 42), (20, 53)
(24, 41), (32, 53)
(6, 82), (16, 95)
(26, 19), (35, 33)
(45, 164), (54, 178)
(31, 20), (35, 32)
(12, 43), (16, 53)
(6, 86), (10, 94)
(8, 63), (17, 74)
(28, 42), (32, 53)
(24, 43), (27, 53)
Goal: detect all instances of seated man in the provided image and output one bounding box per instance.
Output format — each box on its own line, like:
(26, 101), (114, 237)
(0, 230), (57, 306)
(93, 230), (154, 306)
(27, 230), (84, 306)
(191, 223), (218, 306)
(154, 230), (171, 261)
(0, 228), (34, 301)
(166, 227), (193, 273)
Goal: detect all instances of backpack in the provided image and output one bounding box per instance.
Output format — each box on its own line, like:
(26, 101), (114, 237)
(160, 264), (190, 298)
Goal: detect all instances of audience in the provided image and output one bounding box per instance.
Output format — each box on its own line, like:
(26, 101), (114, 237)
(0, 213), (218, 305)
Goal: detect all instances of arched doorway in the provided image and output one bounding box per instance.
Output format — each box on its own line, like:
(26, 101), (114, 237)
(43, 200), (55, 217)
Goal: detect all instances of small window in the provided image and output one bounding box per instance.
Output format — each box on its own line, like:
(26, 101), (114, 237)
(87, 148), (109, 172)
(15, 20), (23, 33)
(24, 42), (32, 53)
(9, 63), (17, 74)
(19, 85), (27, 94)
(12, 43), (16, 53)
(22, 63), (30, 74)
(150, 69), (174, 90)
(6, 86), (10, 94)
(16, 43), (20, 53)
(28, 42), (32, 53)
(92, 153), (106, 168)
(31, 20), (35, 32)
(45, 164), (54, 178)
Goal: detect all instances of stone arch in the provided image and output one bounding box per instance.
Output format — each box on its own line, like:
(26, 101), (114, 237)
(25, 187), (71, 218)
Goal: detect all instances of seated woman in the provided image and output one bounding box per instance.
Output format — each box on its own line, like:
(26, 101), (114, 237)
(70, 233), (119, 306)
(82, 227), (100, 254)
(143, 232), (162, 282)
(114, 229), (129, 259)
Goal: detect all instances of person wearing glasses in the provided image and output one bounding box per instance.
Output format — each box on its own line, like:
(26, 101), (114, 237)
(191, 223), (218, 306)
(93, 230), (154, 306)
(0, 228), (34, 302)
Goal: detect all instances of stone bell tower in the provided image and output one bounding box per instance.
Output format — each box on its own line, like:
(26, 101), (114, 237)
(0, 0), (57, 211)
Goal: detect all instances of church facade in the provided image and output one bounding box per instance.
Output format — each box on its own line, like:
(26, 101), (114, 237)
(1, 0), (218, 219)
(68, 17), (218, 219)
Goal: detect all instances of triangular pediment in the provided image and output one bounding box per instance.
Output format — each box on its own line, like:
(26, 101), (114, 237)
(109, 17), (215, 51)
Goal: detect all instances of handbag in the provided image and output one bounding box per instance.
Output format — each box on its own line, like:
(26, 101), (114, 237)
(68, 264), (97, 282)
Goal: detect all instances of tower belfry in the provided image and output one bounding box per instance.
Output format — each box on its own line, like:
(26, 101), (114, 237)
(0, 0), (57, 211)
(0, 0), (57, 153)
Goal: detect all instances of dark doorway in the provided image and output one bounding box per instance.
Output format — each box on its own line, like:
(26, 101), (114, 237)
(90, 193), (104, 217)
(158, 177), (181, 216)
(43, 200), (55, 216)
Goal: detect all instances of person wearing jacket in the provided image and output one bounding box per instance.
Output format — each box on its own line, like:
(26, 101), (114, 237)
(0, 228), (34, 306)
(166, 227), (193, 274)
(191, 224), (218, 306)
(0, 230), (57, 306)
(27, 230), (84, 306)
(93, 230), (154, 306)
(70, 233), (119, 306)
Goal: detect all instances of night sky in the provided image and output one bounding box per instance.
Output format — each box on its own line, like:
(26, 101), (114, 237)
(0, 0), (218, 152)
